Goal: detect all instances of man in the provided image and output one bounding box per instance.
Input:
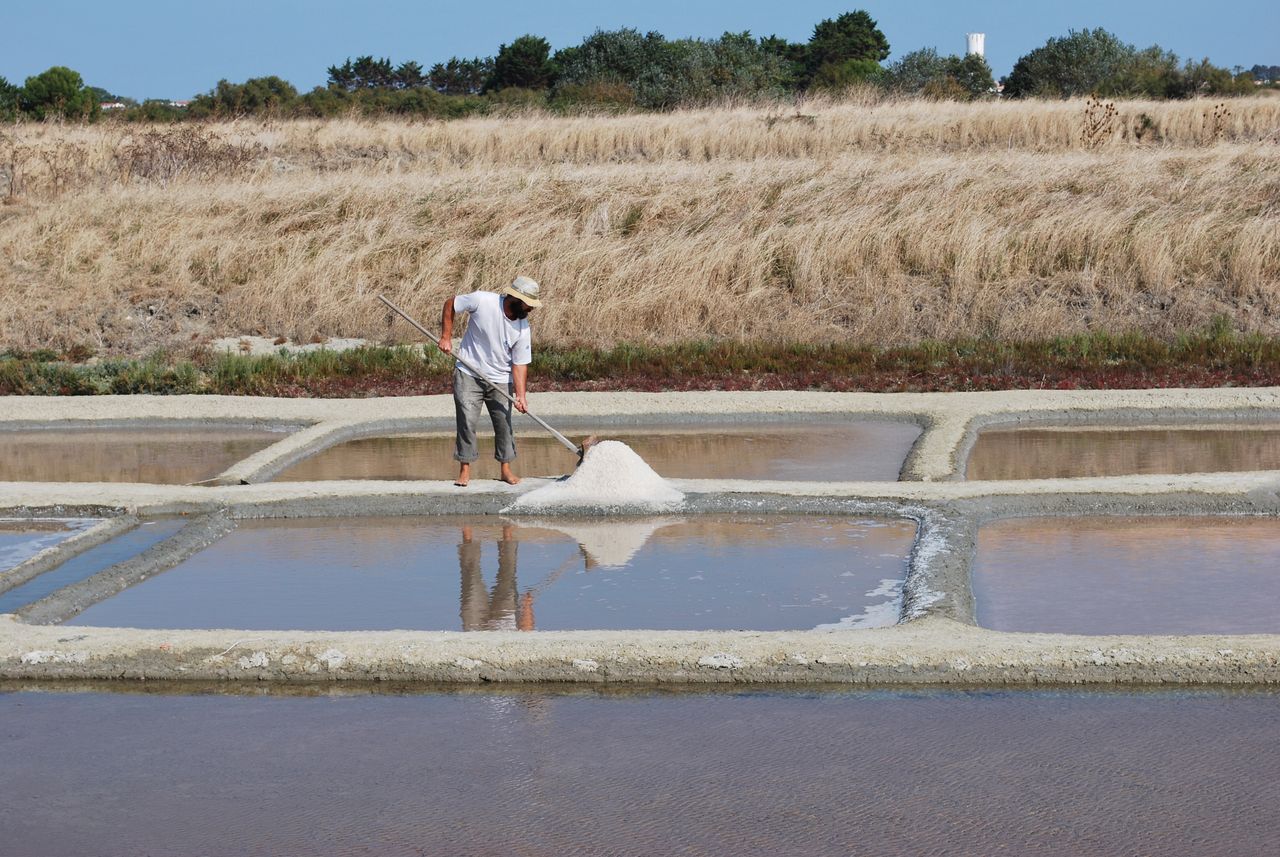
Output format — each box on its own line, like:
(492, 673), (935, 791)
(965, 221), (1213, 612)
(439, 275), (541, 487)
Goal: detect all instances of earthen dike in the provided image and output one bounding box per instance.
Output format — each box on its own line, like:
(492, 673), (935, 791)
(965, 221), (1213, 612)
(3, 388), (1279, 686)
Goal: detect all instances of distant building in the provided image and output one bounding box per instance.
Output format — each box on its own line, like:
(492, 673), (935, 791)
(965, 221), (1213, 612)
(168, 100), (191, 108)
(966, 33), (985, 58)
(100, 101), (126, 110)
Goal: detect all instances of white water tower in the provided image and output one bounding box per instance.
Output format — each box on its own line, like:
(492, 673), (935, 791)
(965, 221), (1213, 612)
(966, 33), (985, 58)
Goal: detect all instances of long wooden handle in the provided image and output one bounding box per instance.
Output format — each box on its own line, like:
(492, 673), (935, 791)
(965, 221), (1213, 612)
(377, 294), (582, 457)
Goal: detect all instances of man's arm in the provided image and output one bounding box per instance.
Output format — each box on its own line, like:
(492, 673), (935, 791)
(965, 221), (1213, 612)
(512, 364), (528, 413)
(439, 296), (456, 354)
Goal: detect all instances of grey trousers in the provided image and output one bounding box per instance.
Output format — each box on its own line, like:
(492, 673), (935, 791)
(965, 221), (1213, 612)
(458, 531), (518, 631)
(453, 367), (516, 463)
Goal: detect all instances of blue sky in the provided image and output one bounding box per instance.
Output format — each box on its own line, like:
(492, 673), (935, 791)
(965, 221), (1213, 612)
(7, 0), (1277, 100)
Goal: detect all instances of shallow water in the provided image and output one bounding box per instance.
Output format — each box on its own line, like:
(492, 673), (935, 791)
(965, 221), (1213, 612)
(0, 519), (92, 573)
(1, 687), (1276, 857)
(274, 420), (921, 482)
(0, 426), (286, 484)
(974, 516), (1280, 635)
(66, 515), (915, 632)
(0, 520), (187, 614)
(966, 423), (1280, 480)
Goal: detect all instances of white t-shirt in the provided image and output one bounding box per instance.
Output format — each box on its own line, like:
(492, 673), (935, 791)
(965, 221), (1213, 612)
(452, 291), (532, 384)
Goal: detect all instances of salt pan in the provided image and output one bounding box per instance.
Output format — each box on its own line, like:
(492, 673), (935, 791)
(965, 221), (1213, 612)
(509, 441), (684, 514)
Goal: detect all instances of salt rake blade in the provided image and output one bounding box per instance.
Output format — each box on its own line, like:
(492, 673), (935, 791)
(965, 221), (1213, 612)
(576, 435), (601, 466)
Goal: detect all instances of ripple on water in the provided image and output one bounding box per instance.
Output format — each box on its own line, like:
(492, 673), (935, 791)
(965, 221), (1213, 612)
(0, 688), (1276, 856)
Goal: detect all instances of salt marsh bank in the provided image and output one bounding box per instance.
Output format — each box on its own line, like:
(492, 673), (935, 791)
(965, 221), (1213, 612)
(3, 387), (1280, 686)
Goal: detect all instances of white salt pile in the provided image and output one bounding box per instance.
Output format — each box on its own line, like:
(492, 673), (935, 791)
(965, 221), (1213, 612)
(509, 440), (684, 514)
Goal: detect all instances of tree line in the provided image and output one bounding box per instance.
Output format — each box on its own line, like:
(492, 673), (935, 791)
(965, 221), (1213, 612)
(1, 11), (1271, 122)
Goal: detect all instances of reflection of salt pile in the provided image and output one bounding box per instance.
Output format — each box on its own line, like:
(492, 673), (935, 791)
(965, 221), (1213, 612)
(531, 518), (680, 568)
(510, 441), (684, 513)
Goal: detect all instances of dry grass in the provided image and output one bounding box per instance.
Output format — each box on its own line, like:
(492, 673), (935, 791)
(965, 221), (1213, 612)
(1, 94), (1279, 356)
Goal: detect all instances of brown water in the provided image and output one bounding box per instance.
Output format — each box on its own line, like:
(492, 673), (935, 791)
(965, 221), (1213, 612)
(2, 687), (1277, 857)
(967, 423), (1280, 480)
(274, 420), (921, 482)
(0, 427), (287, 483)
(974, 517), (1280, 635)
(67, 515), (915, 632)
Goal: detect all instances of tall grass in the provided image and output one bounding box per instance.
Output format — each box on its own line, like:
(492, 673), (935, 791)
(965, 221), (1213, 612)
(1, 95), (1278, 356)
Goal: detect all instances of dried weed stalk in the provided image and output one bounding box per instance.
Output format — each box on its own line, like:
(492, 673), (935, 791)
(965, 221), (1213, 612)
(0, 134), (29, 202)
(113, 127), (264, 185)
(1080, 97), (1118, 149)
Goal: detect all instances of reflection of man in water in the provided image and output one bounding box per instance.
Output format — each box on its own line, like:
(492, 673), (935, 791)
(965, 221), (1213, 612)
(458, 525), (535, 631)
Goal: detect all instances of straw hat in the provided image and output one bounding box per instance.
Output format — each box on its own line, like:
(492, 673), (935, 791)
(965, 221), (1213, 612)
(502, 275), (543, 308)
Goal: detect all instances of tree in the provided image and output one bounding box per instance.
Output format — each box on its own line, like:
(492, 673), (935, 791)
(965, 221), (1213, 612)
(1250, 65), (1279, 83)
(804, 10), (889, 87)
(552, 28), (786, 109)
(707, 31), (790, 97)
(948, 53), (995, 98)
(487, 35), (555, 92)
(327, 56), (395, 90)
(428, 57), (494, 95)
(21, 66), (99, 119)
(327, 60), (356, 90)
(86, 86), (136, 106)
(758, 34), (806, 89)
(355, 56), (394, 88)
(1183, 58), (1255, 96)
(0, 76), (21, 119)
(1109, 45), (1184, 98)
(190, 76), (298, 117)
(552, 29), (659, 90)
(1003, 28), (1134, 98)
(811, 58), (883, 90)
(129, 99), (184, 122)
(885, 48), (948, 93)
(394, 60), (425, 89)
(885, 48), (994, 100)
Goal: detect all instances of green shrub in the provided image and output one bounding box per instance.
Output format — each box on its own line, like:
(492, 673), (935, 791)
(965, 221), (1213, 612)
(1004, 28), (1134, 98)
(1005, 29), (1254, 100)
(188, 76), (298, 118)
(21, 66), (99, 120)
(803, 10), (890, 87)
(552, 29), (787, 110)
(487, 35), (555, 92)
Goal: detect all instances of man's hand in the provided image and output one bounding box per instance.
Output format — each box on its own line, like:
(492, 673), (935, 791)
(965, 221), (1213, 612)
(439, 338), (452, 355)
(514, 393), (528, 413)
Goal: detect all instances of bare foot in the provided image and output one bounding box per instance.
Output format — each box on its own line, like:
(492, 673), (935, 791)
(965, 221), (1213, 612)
(499, 463), (521, 485)
(455, 463), (471, 487)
